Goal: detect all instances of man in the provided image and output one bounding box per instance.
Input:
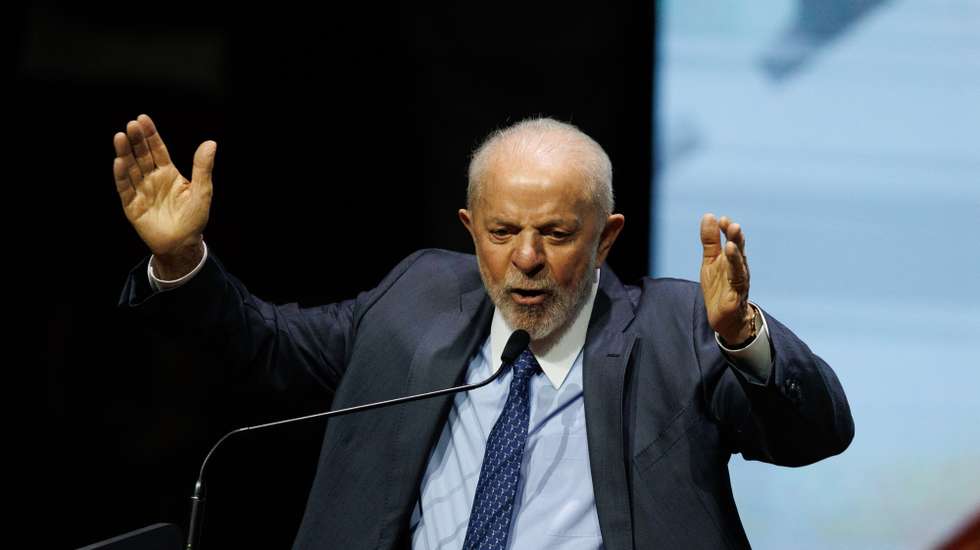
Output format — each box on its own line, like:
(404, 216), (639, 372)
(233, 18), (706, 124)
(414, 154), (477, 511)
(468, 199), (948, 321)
(114, 115), (853, 549)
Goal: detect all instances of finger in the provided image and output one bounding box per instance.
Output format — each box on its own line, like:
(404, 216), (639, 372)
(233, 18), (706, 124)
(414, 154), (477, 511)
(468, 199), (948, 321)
(725, 241), (749, 291)
(137, 114), (173, 167)
(700, 212), (722, 259)
(191, 140), (217, 186)
(113, 157), (136, 206)
(126, 120), (155, 175)
(113, 131), (143, 187)
(725, 221), (746, 255)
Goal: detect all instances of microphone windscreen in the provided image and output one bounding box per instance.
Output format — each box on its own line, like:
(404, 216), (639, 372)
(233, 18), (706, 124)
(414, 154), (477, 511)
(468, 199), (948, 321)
(501, 330), (530, 364)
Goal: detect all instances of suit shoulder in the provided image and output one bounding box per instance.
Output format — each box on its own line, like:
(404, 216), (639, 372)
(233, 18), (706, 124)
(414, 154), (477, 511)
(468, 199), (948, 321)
(633, 275), (699, 297)
(628, 275), (702, 311)
(394, 248), (477, 276)
(379, 248), (480, 293)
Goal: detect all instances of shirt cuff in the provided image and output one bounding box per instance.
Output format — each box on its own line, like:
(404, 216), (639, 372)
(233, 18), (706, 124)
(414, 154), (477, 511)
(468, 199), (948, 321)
(147, 240), (209, 292)
(714, 301), (773, 384)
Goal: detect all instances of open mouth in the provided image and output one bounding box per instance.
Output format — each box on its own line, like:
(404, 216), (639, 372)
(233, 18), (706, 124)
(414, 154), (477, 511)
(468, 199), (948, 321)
(510, 288), (548, 305)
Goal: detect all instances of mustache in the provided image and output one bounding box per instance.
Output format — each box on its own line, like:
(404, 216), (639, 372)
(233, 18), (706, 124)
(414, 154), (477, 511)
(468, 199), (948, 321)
(503, 274), (556, 292)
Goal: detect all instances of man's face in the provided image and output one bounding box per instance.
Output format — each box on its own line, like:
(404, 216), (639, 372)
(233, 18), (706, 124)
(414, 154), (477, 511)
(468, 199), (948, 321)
(460, 153), (621, 341)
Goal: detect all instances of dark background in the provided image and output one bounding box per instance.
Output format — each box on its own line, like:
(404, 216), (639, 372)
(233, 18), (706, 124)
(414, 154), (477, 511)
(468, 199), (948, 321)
(28, 1), (655, 547)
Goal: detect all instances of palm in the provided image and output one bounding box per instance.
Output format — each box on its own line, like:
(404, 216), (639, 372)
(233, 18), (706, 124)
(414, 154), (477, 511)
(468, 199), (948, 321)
(125, 163), (209, 255)
(113, 114), (215, 257)
(699, 214), (752, 342)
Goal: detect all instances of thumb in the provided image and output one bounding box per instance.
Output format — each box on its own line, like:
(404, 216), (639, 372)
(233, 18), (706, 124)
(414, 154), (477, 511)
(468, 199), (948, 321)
(700, 213), (721, 259)
(191, 140), (217, 185)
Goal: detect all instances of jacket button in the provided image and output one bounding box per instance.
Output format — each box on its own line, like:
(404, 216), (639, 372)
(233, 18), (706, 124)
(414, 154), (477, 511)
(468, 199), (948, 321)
(784, 378), (802, 402)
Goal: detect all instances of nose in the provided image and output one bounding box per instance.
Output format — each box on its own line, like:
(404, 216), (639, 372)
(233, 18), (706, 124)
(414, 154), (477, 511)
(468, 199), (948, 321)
(512, 231), (545, 277)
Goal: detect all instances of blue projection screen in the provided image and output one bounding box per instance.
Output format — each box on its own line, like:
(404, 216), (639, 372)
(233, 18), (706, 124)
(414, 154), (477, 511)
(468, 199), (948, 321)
(652, 1), (980, 548)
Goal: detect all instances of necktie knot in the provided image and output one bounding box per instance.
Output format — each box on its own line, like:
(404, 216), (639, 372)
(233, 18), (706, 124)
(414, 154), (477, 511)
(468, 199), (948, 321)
(512, 348), (541, 381)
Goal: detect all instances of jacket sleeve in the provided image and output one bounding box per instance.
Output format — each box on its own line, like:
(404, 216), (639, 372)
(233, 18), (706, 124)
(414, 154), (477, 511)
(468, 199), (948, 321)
(693, 291), (855, 466)
(117, 248), (428, 398)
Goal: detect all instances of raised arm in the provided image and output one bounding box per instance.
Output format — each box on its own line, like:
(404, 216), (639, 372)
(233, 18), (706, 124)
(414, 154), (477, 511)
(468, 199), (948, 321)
(697, 213), (854, 465)
(112, 114), (354, 396)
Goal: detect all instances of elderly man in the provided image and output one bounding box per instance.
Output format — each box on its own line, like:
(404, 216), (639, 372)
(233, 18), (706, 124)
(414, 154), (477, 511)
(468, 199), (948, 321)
(114, 115), (853, 550)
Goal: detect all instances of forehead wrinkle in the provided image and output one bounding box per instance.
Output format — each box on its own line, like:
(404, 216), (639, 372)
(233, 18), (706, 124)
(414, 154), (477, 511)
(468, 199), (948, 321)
(474, 184), (591, 243)
(482, 154), (592, 210)
(485, 214), (582, 228)
(485, 178), (583, 209)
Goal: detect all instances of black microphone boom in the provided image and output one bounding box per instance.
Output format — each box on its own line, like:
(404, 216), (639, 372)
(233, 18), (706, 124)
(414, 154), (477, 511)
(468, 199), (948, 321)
(185, 329), (531, 549)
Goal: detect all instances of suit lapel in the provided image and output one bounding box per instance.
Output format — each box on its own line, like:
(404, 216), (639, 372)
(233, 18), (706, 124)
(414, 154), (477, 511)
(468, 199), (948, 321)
(378, 284), (493, 546)
(584, 264), (638, 550)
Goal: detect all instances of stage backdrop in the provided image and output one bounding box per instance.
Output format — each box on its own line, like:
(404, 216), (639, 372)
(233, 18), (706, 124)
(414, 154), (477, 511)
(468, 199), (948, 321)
(652, 1), (980, 548)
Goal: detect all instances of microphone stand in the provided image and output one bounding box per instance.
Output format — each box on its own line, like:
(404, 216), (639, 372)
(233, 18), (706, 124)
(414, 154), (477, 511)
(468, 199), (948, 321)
(185, 330), (529, 549)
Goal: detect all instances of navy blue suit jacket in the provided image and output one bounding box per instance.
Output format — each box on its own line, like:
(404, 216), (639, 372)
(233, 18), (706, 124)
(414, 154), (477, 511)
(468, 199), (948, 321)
(119, 248), (853, 550)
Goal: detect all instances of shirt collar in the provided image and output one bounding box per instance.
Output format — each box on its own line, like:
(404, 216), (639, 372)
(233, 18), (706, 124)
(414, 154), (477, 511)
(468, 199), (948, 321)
(490, 268), (601, 389)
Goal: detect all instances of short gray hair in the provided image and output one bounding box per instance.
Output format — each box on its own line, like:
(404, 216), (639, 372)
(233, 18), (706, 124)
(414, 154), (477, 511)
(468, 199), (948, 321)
(466, 117), (614, 223)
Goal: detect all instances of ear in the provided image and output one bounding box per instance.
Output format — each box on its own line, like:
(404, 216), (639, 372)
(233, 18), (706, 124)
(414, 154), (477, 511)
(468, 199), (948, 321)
(459, 208), (476, 242)
(595, 214), (625, 265)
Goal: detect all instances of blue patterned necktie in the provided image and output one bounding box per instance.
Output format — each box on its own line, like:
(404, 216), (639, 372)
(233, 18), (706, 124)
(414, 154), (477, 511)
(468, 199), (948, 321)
(462, 347), (541, 550)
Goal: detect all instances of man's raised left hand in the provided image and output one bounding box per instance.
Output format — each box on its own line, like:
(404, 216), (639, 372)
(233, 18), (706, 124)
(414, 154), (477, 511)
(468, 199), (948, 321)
(699, 213), (756, 346)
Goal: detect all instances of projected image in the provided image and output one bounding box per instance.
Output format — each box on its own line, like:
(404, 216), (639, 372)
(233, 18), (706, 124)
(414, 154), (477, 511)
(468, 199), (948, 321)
(653, 1), (980, 548)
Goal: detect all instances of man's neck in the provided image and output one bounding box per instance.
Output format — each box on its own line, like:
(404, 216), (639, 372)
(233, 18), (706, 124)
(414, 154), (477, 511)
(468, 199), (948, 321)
(530, 306), (582, 357)
(490, 268), (601, 389)
(529, 268), (600, 356)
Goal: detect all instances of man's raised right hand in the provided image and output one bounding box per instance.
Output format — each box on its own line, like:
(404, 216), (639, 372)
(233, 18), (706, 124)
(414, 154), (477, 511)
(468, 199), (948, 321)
(113, 114), (215, 279)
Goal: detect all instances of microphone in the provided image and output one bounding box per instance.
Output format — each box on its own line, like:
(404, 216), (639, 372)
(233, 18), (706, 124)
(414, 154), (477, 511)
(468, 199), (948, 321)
(185, 329), (531, 549)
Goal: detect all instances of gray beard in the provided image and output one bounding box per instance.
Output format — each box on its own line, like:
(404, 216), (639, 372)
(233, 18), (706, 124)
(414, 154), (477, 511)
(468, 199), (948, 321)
(478, 254), (597, 344)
